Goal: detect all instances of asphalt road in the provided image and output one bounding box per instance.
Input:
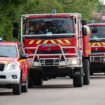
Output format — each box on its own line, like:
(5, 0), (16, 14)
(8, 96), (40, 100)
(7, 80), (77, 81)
(0, 74), (105, 105)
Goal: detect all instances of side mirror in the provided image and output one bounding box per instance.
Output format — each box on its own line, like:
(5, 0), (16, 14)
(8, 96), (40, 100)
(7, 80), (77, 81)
(81, 20), (87, 25)
(13, 23), (19, 38)
(21, 54), (28, 59)
(82, 27), (87, 36)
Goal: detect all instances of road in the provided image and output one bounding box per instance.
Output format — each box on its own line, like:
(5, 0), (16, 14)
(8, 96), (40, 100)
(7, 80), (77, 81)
(0, 74), (105, 105)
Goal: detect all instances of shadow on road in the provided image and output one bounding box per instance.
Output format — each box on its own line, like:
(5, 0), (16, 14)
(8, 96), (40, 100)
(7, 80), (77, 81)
(33, 84), (74, 89)
(90, 73), (105, 79)
(0, 92), (13, 96)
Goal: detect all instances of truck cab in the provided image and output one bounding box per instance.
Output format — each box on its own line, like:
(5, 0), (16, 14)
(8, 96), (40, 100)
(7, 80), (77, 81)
(0, 42), (29, 95)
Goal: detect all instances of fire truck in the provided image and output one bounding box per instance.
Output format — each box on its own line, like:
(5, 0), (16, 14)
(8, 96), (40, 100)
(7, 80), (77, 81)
(88, 22), (105, 75)
(13, 13), (91, 87)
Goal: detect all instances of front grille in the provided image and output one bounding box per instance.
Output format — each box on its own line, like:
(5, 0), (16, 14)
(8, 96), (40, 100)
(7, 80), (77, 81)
(0, 64), (5, 71)
(40, 59), (59, 66)
(37, 50), (62, 54)
(94, 57), (100, 61)
(0, 75), (6, 79)
(90, 56), (105, 62)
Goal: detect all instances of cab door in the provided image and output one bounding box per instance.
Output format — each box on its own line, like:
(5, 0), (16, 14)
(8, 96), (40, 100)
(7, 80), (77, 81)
(18, 44), (28, 82)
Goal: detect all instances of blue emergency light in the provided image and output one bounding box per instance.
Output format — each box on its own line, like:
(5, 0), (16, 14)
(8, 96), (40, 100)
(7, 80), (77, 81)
(52, 9), (57, 14)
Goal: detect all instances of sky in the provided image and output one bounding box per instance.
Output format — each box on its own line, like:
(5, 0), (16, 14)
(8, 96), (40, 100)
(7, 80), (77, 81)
(101, 0), (105, 4)
(103, 0), (105, 4)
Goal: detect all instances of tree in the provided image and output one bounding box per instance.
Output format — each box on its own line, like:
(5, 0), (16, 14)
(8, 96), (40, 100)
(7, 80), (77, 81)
(0, 0), (63, 40)
(58, 0), (100, 21)
(0, 0), (27, 40)
(0, 0), (101, 40)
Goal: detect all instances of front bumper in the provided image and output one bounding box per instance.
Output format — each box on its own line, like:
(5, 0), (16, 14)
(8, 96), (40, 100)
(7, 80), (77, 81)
(0, 69), (20, 85)
(29, 58), (82, 68)
(90, 55), (105, 63)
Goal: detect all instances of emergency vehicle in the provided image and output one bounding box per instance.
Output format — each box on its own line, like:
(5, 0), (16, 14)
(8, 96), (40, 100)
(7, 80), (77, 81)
(13, 13), (91, 87)
(0, 42), (29, 95)
(88, 22), (105, 75)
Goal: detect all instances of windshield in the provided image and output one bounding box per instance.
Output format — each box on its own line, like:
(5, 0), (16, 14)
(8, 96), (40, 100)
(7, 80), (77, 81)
(90, 26), (105, 40)
(25, 18), (74, 35)
(0, 45), (18, 58)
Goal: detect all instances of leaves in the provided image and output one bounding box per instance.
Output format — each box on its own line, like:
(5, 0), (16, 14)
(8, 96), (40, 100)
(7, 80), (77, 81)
(0, 0), (101, 40)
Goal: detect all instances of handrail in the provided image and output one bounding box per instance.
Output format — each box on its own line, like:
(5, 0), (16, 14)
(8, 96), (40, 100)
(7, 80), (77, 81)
(23, 44), (80, 66)
(21, 33), (76, 37)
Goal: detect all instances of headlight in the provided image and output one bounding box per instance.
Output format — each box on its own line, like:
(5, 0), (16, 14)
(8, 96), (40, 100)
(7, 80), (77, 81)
(6, 62), (20, 70)
(68, 58), (80, 65)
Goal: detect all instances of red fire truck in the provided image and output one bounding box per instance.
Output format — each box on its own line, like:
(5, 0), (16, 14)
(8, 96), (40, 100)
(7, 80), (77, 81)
(13, 13), (91, 87)
(88, 22), (105, 75)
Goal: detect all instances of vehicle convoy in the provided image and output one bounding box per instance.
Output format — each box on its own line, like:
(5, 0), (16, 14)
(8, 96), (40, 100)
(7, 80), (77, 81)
(88, 22), (105, 75)
(13, 13), (91, 87)
(0, 42), (29, 95)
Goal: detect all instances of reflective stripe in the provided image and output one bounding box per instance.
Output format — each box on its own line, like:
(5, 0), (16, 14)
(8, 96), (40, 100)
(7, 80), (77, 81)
(29, 40), (34, 45)
(36, 40), (42, 44)
(64, 39), (71, 44)
(29, 39), (71, 45)
(50, 40), (56, 44)
(97, 43), (101, 46)
(57, 40), (63, 44)
(43, 40), (48, 44)
(91, 43), (95, 46)
(91, 42), (101, 46)
(101, 42), (105, 46)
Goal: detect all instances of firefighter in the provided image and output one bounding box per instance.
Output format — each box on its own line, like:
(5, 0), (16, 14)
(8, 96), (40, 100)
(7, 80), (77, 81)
(29, 26), (34, 34)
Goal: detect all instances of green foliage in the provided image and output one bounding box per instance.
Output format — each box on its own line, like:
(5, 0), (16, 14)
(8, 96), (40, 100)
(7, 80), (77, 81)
(24, 0), (63, 13)
(59, 0), (100, 21)
(0, 0), (101, 40)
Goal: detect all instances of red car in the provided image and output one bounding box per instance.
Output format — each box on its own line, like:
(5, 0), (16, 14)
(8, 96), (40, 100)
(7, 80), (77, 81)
(0, 42), (29, 95)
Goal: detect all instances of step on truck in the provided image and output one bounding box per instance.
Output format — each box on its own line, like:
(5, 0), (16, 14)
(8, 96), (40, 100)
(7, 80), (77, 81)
(88, 22), (105, 75)
(13, 13), (91, 87)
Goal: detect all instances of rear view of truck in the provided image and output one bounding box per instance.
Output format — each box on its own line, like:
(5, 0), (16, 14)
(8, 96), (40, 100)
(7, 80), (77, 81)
(13, 13), (91, 87)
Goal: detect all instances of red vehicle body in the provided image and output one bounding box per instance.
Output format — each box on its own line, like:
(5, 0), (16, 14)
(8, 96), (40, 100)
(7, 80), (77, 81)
(13, 13), (91, 87)
(0, 42), (29, 95)
(88, 23), (105, 75)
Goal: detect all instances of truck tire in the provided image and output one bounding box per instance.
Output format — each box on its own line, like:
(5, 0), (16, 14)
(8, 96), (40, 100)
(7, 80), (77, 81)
(34, 77), (42, 86)
(28, 70), (34, 88)
(34, 72), (43, 86)
(90, 71), (93, 75)
(73, 67), (83, 87)
(83, 59), (90, 85)
(21, 76), (28, 92)
(90, 68), (93, 75)
(13, 77), (21, 95)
